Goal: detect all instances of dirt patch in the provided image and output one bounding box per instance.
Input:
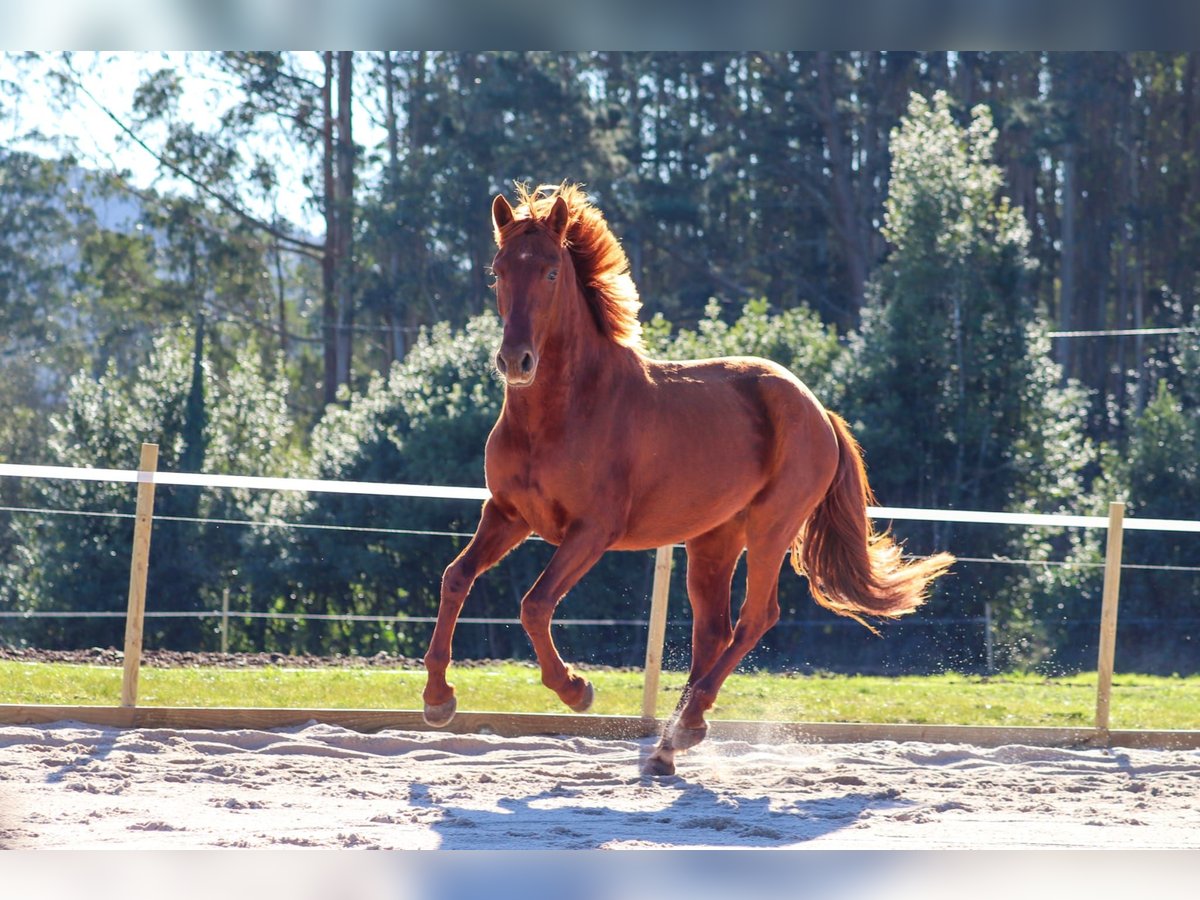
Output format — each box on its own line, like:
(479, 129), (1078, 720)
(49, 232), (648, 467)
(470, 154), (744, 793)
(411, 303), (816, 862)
(2, 721), (1198, 849)
(0, 646), (424, 669)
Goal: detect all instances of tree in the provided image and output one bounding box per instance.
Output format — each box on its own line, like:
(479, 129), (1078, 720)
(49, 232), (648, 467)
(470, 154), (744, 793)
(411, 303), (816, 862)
(7, 52), (1200, 672)
(0, 149), (88, 618)
(365, 52), (625, 331)
(0, 151), (80, 464)
(55, 52), (337, 406)
(846, 91), (1098, 670)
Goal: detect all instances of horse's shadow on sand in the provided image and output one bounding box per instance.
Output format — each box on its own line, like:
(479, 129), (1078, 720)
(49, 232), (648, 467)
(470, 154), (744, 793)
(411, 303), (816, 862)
(408, 745), (910, 850)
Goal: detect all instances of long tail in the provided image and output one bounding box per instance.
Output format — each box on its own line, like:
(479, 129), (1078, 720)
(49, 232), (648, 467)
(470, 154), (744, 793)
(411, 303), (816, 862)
(792, 412), (954, 634)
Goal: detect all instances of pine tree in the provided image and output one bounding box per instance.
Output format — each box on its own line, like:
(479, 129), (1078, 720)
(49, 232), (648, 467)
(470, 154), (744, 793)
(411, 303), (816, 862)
(847, 91), (1097, 670)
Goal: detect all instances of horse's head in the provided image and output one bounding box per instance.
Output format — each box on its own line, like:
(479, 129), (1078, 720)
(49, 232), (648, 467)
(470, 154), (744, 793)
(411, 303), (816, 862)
(489, 192), (573, 388)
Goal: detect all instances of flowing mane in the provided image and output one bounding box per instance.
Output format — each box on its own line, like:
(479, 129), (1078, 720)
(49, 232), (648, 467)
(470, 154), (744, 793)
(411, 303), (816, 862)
(498, 183), (644, 351)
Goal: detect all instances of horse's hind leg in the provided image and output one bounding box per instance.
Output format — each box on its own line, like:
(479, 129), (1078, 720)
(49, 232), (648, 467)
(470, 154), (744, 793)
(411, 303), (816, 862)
(649, 496), (814, 770)
(645, 520), (743, 777)
(669, 540), (787, 745)
(423, 500), (530, 726)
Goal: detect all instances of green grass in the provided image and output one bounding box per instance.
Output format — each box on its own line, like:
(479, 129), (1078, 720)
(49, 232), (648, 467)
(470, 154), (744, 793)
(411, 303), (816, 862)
(3, 661), (1198, 730)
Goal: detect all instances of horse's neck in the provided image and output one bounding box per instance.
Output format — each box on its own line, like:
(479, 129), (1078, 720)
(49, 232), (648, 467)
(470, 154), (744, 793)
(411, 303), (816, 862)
(501, 328), (640, 433)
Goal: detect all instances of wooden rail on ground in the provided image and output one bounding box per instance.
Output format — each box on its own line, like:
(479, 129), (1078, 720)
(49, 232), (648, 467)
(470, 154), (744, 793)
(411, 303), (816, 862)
(2, 703), (1198, 751)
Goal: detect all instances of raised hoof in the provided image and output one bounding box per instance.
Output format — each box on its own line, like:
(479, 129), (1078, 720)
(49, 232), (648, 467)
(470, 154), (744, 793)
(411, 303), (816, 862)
(642, 751), (676, 777)
(669, 721), (708, 751)
(569, 681), (595, 713)
(422, 696), (457, 728)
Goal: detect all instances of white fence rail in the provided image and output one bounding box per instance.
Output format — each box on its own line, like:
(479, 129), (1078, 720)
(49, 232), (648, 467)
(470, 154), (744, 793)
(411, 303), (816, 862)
(6, 459), (1199, 532)
(3, 447), (1199, 733)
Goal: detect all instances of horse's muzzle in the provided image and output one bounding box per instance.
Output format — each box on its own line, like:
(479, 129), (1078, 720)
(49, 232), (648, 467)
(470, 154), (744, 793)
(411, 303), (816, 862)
(496, 346), (538, 387)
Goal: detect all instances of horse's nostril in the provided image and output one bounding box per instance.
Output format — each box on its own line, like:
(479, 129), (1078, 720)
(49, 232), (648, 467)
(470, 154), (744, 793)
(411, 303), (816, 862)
(519, 351), (535, 374)
(495, 351), (506, 373)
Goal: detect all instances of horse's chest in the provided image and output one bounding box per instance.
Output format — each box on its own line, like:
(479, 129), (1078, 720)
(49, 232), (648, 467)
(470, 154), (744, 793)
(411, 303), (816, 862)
(487, 448), (583, 544)
(507, 475), (575, 545)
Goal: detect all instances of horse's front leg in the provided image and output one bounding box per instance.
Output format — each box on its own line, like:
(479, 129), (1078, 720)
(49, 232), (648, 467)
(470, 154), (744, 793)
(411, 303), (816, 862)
(422, 499), (531, 726)
(519, 524), (613, 712)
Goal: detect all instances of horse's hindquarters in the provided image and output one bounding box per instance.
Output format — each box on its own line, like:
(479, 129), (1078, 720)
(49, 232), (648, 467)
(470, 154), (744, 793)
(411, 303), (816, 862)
(615, 360), (838, 550)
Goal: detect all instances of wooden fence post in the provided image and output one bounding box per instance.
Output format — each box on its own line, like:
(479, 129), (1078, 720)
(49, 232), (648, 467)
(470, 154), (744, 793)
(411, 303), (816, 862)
(984, 601), (994, 675)
(641, 545), (674, 719)
(220, 586), (231, 655)
(1094, 500), (1126, 735)
(121, 443), (159, 708)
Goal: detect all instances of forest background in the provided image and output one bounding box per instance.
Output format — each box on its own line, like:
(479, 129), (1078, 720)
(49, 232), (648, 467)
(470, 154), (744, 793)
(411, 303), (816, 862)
(1, 51), (1197, 676)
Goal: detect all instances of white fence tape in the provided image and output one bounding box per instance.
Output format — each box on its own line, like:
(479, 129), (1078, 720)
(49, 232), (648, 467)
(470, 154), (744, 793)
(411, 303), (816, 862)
(0, 463), (491, 502)
(1, 462), (1198, 532)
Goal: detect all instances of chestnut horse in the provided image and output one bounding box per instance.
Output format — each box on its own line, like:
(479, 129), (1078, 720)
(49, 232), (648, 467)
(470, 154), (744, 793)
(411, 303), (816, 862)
(422, 184), (953, 775)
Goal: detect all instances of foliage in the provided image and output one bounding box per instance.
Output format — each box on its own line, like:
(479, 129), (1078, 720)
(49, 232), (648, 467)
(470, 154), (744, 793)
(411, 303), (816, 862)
(1095, 376), (1200, 673)
(2, 328), (302, 650)
(844, 92), (1102, 671)
(11, 52), (1200, 428)
(0, 150), (90, 589)
(5, 53), (1200, 674)
(852, 93), (1038, 509)
(263, 313), (510, 657)
(0, 151), (80, 352)
(644, 297), (849, 410)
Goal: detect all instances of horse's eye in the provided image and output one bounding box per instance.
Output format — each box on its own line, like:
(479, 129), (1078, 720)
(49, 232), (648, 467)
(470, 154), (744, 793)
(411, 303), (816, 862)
(546, 269), (558, 282)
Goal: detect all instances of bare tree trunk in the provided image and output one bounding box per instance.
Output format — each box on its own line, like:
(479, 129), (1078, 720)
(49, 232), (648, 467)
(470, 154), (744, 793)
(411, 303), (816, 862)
(815, 51), (868, 319)
(1007, 58), (1042, 254)
(955, 51), (978, 109)
(410, 51), (436, 326)
(273, 232), (289, 358)
(1115, 89), (1136, 425)
(1130, 132), (1148, 414)
(334, 51), (355, 393)
(1059, 142), (1077, 378)
(321, 52), (338, 406)
(861, 52), (884, 263)
(383, 51), (404, 367)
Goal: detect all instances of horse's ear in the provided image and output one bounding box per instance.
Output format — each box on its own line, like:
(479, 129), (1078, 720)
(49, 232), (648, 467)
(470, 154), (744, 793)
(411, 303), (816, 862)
(546, 195), (569, 242)
(492, 194), (515, 241)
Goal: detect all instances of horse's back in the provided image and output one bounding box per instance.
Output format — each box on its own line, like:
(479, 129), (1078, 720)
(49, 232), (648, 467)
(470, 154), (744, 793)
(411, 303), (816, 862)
(647, 355), (833, 450)
(611, 355), (838, 548)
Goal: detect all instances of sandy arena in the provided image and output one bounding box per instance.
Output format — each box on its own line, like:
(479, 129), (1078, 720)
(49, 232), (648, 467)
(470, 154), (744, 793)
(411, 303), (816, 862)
(1, 720), (1197, 850)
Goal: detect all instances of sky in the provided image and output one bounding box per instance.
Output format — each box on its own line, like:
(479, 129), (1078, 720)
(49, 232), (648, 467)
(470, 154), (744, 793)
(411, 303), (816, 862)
(0, 52), (338, 234)
(3, 53), (150, 173)
(2, 0), (1193, 52)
